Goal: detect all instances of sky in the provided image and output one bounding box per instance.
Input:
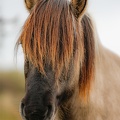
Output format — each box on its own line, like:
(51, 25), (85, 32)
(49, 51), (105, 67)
(0, 0), (120, 70)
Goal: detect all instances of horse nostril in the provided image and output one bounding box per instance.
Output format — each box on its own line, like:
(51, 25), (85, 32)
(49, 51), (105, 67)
(47, 105), (53, 117)
(20, 102), (26, 118)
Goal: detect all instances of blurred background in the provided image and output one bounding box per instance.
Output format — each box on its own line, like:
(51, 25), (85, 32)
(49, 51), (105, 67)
(0, 0), (120, 120)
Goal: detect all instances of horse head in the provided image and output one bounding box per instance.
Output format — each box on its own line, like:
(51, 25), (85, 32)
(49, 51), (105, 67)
(18, 0), (94, 120)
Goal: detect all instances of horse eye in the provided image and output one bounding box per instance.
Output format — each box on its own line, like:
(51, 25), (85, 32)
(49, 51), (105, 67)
(24, 60), (29, 78)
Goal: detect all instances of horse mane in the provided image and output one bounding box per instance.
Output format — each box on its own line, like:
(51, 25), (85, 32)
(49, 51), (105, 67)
(80, 15), (95, 98)
(17, 0), (95, 99)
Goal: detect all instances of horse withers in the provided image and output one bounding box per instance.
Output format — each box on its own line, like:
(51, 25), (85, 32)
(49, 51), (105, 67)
(17, 0), (120, 120)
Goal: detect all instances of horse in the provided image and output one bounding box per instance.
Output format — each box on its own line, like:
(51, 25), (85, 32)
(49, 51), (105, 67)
(17, 0), (120, 120)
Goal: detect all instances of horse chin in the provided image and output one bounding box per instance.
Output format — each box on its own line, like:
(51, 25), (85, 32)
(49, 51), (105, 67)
(20, 115), (55, 120)
(20, 112), (55, 120)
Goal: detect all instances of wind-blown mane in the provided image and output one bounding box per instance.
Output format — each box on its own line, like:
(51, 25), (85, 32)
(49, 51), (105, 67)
(18, 0), (95, 98)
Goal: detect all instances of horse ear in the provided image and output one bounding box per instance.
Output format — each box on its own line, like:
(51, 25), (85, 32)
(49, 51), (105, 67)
(70, 0), (87, 18)
(24, 0), (37, 11)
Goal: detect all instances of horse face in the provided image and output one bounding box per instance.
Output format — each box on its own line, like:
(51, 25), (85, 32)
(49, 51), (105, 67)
(21, 60), (76, 120)
(20, 0), (88, 120)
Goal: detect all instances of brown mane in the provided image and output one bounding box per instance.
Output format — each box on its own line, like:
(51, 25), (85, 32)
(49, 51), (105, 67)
(17, 0), (95, 98)
(80, 15), (95, 98)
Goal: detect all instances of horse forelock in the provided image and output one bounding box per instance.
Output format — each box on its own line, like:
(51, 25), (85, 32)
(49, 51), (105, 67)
(18, 0), (95, 100)
(19, 0), (83, 76)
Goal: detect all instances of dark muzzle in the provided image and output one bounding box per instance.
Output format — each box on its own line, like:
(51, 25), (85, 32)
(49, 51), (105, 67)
(20, 92), (55, 120)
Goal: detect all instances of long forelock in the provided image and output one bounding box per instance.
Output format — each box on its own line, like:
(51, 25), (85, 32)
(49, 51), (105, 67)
(19, 0), (84, 78)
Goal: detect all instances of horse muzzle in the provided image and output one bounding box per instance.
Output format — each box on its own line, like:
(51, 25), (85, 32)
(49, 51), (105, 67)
(20, 101), (55, 120)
